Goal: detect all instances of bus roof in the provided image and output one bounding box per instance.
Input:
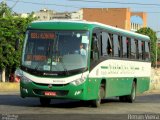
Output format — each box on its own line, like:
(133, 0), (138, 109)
(29, 20), (150, 41)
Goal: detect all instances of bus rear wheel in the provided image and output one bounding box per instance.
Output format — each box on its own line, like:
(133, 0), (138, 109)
(92, 86), (105, 107)
(40, 98), (51, 106)
(127, 82), (136, 103)
(119, 96), (127, 102)
(119, 82), (136, 103)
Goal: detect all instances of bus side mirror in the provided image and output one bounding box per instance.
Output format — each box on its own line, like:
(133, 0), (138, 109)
(15, 39), (20, 51)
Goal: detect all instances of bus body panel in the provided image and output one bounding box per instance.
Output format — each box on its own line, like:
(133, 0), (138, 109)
(88, 59), (150, 97)
(20, 59), (150, 100)
(136, 77), (150, 93)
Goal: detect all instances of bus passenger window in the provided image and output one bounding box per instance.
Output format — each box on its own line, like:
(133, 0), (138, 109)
(113, 34), (119, 57)
(101, 32), (108, 56)
(135, 40), (139, 59)
(126, 38), (131, 58)
(118, 36), (122, 57)
(145, 42), (150, 61)
(122, 36), (127, 58)
(131, 38), (136, 59)
(101, 32), (112, 57)
(138, 41), (142, 60)
(107, 39), (112, 56)
(142, 41), (145, 60)
(91, 34), (99, 61)
(108, 34), (113, 56)
(145, 41), (150, 61)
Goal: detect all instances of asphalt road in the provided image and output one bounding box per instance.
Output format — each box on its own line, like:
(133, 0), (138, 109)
(0, 92), (160, 120)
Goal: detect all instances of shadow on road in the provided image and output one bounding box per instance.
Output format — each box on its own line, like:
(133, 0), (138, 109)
(0, 93), (160, 108)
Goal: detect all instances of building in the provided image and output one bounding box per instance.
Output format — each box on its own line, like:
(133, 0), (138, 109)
(34, 8), (56, 21)
(34, 9), (72, 20)
(131, 12), (147, 31)
(74, 8), (147, 31)
(53, 12), (71, 19)
(20, 13), (30, 18)
(71, 11), (83, 20)
(19, 8), (147, 31)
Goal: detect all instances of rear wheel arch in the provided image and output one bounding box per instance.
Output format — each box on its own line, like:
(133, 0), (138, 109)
(119, 78), (137, 103)
(133, 78), (137, 87)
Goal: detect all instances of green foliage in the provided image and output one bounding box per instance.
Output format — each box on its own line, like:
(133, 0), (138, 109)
(0, 2), (35, 73)
(157, 46), (160, 61)
(136, 27), (157, 66)
(0, 1), (12, 17)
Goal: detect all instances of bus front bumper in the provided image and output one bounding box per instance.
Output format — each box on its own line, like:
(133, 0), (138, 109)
(20, 81), (87, 100)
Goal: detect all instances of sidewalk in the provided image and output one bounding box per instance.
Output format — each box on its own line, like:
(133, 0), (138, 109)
(144, 89), (160, 94)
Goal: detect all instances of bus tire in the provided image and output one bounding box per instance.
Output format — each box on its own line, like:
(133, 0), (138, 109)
(92, 86), (105, 107)
(119, 96), (127, 102)
(40, 98), (51, 106)
(127, 82), (136, 103)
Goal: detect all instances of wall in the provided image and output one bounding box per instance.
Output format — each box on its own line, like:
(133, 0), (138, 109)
(82, 8), (131, 30)
(82, 8), (147, 31)
(150, 68), (160, 90)
(131, 12), (147, 28)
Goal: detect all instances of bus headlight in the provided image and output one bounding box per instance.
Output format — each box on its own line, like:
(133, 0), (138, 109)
(21, 76), (32, 83)
(71, 77), (86, 86)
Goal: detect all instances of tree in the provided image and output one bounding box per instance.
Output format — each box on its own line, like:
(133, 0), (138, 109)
(0, 1), (12, 17)
(157, 45), (160, 64)
(0, 3), (35, 82)
(136, 27), (157, 67)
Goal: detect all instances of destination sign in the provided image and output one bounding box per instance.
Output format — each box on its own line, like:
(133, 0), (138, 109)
(30, 32), (55, 39)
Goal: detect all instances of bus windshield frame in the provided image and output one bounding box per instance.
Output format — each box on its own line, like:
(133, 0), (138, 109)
(21, 30), (90, 76)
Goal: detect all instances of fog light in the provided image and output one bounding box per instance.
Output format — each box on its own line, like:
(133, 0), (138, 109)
(22, 88), (28, 94)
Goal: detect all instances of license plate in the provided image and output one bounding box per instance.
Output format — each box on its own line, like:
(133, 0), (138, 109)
(44, 91), (56, 96)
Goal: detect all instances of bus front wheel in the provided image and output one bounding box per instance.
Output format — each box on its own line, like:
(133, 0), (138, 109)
(92, 86), (105, 107)
(40, 98), (51, 106)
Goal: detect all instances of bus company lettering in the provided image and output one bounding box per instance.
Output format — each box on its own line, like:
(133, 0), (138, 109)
(100, 62), (140, 76)
(52, 79), (65, 83)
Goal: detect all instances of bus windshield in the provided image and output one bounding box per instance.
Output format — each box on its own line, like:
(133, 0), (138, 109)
(22, 30), (89, 73)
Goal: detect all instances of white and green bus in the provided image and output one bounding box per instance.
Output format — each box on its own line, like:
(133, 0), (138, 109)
(20, 20), (151, 107)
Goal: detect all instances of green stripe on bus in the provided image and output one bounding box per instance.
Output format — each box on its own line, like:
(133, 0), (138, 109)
(101, 66), (108, 69)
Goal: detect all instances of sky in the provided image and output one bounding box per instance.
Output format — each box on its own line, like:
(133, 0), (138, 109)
(1, 0), (160, 35)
